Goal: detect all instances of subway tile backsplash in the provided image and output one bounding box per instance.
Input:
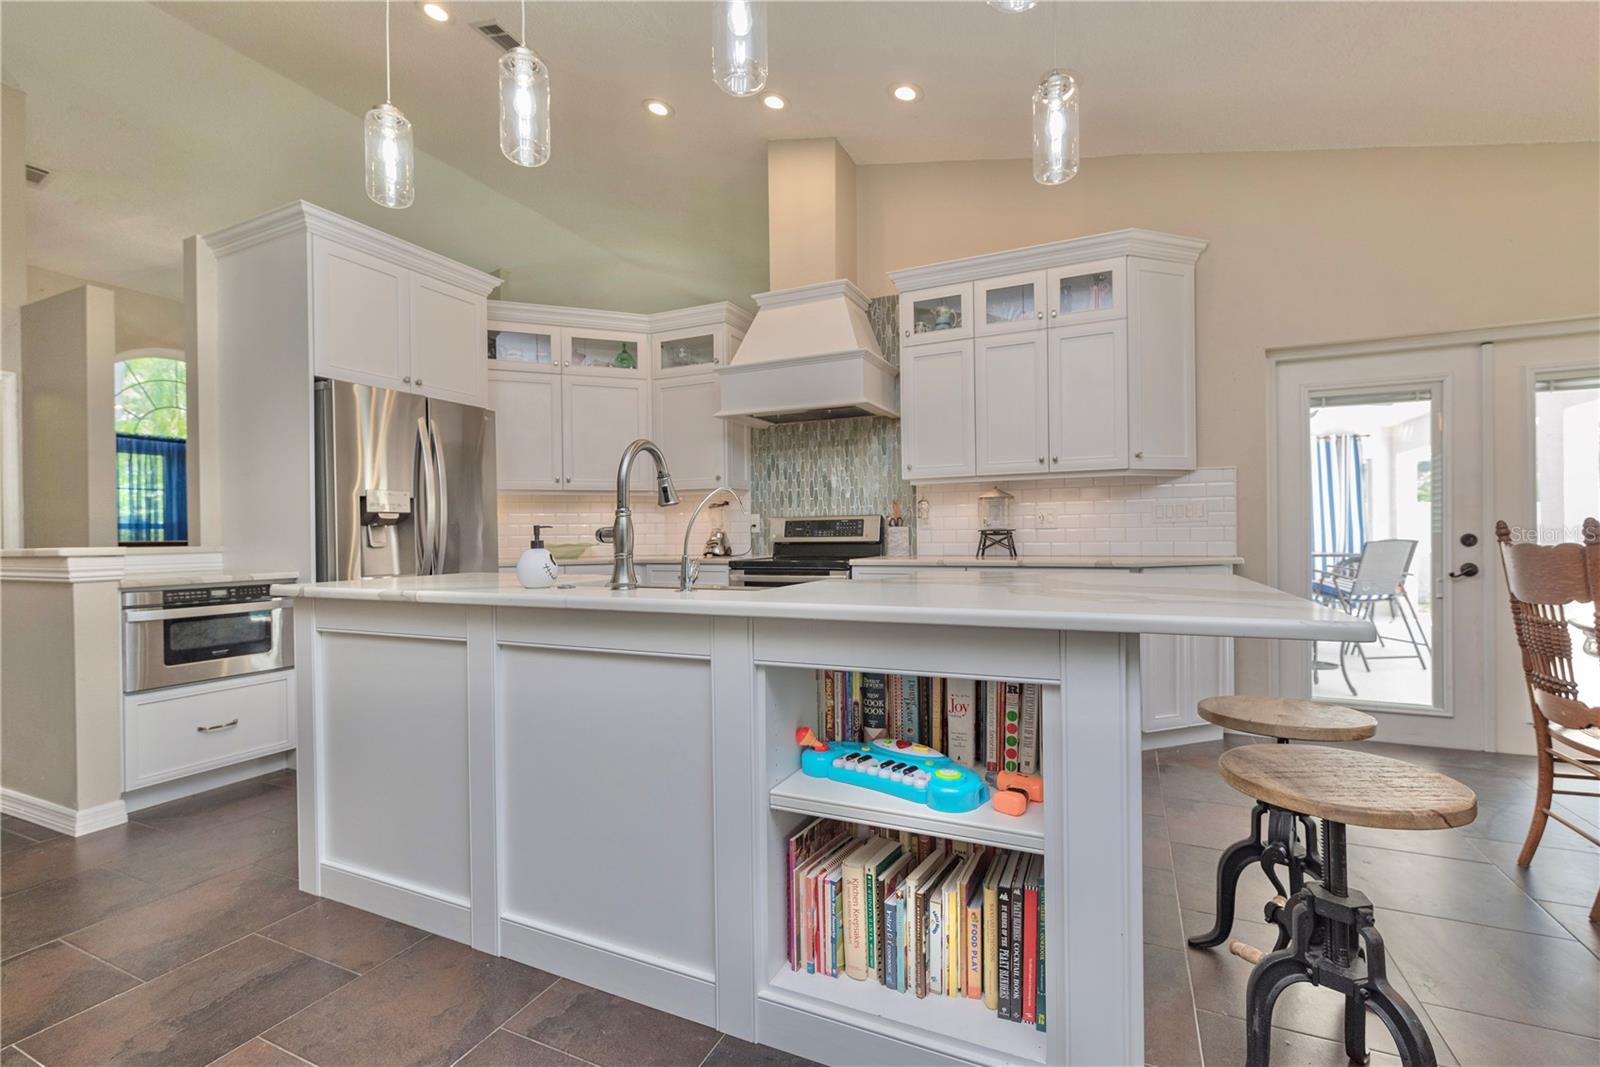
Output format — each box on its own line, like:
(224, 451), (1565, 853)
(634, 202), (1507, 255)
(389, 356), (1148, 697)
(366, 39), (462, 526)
(498, 491), (743, 565)
(912, 469), (1238, 559)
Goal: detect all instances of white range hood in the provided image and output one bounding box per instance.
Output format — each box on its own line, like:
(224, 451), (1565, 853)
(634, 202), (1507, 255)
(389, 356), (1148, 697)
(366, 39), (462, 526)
(716, 279), (898, 426)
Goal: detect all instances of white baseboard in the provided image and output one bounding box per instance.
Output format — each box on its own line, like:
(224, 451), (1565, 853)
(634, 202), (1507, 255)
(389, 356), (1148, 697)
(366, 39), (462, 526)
(122, 752), (292, 813)
(1141, 723), (1223, 751)
(1, 788), (128, 837)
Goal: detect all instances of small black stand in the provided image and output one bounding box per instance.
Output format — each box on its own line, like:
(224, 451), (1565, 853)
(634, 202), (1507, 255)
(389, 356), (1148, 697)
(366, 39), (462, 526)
(977, 529), (1017, 558)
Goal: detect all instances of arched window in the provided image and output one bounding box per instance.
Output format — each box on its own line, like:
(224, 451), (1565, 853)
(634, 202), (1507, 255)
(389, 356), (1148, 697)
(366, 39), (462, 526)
(114, 353), (187, 544)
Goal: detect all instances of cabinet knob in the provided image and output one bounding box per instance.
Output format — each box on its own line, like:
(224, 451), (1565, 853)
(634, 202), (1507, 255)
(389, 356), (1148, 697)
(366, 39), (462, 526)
(1050, 309), (1057, 318)
(904, 329), (910, 339)
(415, 379), (423, 387)
(553, 477), (560, 484)
(1038, 457), (1044, 464)
(1135, 451), (1144, 460)
(1036, 311), (1044, 320)
(1052, 455), (1059, 462)
(715, 475), (722, 482)
(565, 476), (572, 483)
(403, 376), (412, 384)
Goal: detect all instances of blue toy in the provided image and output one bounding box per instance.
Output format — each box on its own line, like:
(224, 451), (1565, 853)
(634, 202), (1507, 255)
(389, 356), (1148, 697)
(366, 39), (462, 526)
(797, 735), (989, 813)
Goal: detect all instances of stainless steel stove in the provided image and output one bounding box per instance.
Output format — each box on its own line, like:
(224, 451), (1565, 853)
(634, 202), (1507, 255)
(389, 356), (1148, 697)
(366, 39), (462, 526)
(728, 515), (885, 587)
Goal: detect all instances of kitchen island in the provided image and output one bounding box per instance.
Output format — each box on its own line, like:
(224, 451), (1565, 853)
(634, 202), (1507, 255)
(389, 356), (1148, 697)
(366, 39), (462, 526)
(274, 570), (1370, 1067)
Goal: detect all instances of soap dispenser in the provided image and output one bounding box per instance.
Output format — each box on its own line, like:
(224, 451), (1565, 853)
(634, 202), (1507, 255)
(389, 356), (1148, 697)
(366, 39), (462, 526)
(516, 525), (559, 589)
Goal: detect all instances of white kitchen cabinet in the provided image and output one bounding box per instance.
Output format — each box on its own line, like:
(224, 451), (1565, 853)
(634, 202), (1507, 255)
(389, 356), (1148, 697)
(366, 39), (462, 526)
(900, 338), (975, 480)
(566, 331), (648, 376)
(975, 332), (1049, 476)
(489, 323), (562, 371)
(1047, 257), (1124, 325)
(975, 270), (1048, 337)
(652, 326), (722, 378)
(309, 234), (490, 406)
(1127, 257), (1197, 470)
(489, 368), (562, 490)
(124, 671), (295, 790)
(1139, 633), (1233, 737)
(898, 282), (974, 346)
(311, 236), (409, 386)
(887, 230), (1204, 482)
(653, 373), (749, 491)
(563, 376), (651, 491)
(1049, 320), (1128, 472)
(410, 274), (487, 405)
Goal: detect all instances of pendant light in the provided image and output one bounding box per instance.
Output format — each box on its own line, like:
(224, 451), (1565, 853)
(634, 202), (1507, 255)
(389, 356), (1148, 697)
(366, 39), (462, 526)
(713, 0), (767, 97)
(499, 0), (551, 167)
(364, 0), (415, 208)
(1032, 4), (1079, 186)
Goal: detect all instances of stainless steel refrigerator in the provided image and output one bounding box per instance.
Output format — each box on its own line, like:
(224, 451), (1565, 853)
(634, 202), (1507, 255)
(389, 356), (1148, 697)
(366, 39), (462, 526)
(314, 379), (497, 582)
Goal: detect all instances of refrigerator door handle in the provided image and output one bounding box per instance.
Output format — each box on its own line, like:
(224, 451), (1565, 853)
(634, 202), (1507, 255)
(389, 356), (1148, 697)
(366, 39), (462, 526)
(415, 416), (438, 575)
(429, 417), (449, 573)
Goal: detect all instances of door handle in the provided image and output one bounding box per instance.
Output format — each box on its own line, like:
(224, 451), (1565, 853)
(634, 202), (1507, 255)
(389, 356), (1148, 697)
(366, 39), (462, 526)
(415, 417), (437, 575)
(197, 719), (240, 733)
(429, 418), (449, 572)
(1447, 563), (1480, 579)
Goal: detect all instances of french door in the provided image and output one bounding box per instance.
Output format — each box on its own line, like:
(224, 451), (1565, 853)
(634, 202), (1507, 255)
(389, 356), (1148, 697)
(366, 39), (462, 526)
(1273, 344), (1491, 748)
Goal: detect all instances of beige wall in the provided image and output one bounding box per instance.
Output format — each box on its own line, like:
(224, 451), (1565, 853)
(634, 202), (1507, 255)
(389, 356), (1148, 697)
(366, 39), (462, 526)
(20, 285), (117, 546)
(28, 266), (184, 354)
(768, 138), (858, 289)
(2, 85), (26, 377)
(854, 143), (1600, 694)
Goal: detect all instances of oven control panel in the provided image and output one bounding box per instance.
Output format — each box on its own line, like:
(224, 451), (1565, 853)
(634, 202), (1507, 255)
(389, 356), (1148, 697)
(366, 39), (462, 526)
(162, 583), (273, 607)
(774, 515), (882, 543)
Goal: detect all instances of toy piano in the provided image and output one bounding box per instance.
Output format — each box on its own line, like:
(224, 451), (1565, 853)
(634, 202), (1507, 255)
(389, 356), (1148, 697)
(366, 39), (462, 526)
(795, 729), (989, 813)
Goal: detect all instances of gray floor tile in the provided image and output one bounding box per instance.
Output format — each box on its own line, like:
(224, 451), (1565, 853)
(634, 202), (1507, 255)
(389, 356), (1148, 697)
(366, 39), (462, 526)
(260, 898), (427, 973)
(1143, 943), (1202, 1066)
(1469, 836), (1600, 909)
(1144, 865), (1185, 951)
(0, 940), (140, 1045)
(209, 1037), (314, 1067)
(1461, 799), (1598, 853)
(1539, 901), (1600, 959)
(702, 1035), (822, 1067)
(1380, 910), (1599, 1038)
(0, 868), (165, 960)
(1165, 796), (1261, 851)
(454, 1029), (591, 1067)
(1346, 844), (1571, 936)
(505, 979), (720, 1067)
(1428, 1004), (1600, 1067)
(1196, 1009), (1403, 1066)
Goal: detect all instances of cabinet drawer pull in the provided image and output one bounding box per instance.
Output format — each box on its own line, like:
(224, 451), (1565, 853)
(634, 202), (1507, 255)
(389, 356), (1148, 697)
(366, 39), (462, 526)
(197, 719), (240, 734)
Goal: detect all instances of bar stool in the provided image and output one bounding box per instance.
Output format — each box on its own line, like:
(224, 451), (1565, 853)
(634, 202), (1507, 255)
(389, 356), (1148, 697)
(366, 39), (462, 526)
(1218, 744), (1476, 1067)
(1187, 697), (1378, 950)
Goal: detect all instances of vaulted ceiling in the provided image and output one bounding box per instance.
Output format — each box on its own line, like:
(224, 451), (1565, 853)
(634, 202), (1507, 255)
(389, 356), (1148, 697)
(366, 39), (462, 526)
(5, 1), (1596, 309)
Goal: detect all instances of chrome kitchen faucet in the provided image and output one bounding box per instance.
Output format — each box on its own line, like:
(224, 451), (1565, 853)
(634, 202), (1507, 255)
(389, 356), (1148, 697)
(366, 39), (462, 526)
(596, 439), (679, 590)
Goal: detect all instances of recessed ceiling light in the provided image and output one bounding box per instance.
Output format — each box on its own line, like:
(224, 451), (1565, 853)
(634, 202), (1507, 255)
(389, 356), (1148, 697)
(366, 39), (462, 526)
(420, 2), (449, 22)
(643, 99), (674, 118)
(891, 83), (921, 103)
(762, 93), (787, 111)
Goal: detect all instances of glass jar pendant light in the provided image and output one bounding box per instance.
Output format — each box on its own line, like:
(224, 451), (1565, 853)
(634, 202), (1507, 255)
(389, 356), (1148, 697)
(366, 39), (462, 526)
(364, 0), (415, 208)
(713, 0), (767, 97)
(1032, 68), (1079, 186)
(499, 0), (550, 167)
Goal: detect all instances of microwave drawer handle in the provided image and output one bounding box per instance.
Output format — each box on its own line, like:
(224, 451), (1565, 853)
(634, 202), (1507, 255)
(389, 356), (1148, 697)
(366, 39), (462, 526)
(124, 598), (290, 623)
(196, 718), (240, 733)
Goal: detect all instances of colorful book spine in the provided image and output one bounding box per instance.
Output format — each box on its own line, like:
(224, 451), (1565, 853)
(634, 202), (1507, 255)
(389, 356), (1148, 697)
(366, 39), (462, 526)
(946, 678), (976, 767)
(1008, 858), (1024, 1021)
(1002, 682), (1023, 773)
(1035, 868), (1047, 1031)
(1019, 683), (1040, 774)
(1022, 855), (1039, 1024)
(861, 673), (888, 740)
(900, 676), (919, 742)
(916, 676), (931, 744)
(848, 673), (862, 741)
(998, 855), (1013, 1020)
(883, 890), (899, 990)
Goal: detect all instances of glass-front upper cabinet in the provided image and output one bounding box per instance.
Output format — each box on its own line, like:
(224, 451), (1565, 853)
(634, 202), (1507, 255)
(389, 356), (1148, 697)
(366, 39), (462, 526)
(1047, 257), (1125, 325)
(566, 331), (649, 375)
(652, 327), (722, 377)
(487, 323), (562, 372)
(975, 270), (1047, 337)
(898, 282), (974, 345)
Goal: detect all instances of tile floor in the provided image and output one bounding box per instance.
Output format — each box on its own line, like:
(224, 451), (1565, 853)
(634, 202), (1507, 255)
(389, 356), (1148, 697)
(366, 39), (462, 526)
(1, 740), (1596, 1066)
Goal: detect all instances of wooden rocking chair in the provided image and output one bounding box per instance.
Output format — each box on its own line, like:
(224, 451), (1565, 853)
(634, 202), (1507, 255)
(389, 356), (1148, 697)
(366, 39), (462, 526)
(1495, 517), (1600, 922)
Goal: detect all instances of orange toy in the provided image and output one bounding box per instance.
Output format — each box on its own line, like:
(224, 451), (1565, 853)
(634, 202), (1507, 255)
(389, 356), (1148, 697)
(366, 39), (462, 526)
(794, 726), (828, 751)
(992, 789), (1029, 817)
(997, 770), (1043, 804)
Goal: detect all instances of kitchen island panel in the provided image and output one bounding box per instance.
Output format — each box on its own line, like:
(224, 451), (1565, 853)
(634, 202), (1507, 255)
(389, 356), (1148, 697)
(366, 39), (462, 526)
(315, 619), (473, 941)
(497, 641), (718, 1026)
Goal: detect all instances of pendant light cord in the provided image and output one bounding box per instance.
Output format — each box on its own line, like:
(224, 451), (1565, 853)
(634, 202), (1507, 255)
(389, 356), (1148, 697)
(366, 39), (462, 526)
(521, 0), (527, 46)
(384, 0), (392, 103)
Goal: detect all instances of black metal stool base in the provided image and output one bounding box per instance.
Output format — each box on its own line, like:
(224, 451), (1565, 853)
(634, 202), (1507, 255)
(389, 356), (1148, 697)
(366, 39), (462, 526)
(1243, 822), (1436, 1067)
(1186, 800), (1323, 950)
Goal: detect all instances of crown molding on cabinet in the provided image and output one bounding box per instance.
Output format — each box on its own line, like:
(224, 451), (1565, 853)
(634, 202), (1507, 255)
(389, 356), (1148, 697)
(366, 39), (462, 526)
(489, 299), (753, 336)
(203, 201), (503, 297)
(886, 228), (1207, 292)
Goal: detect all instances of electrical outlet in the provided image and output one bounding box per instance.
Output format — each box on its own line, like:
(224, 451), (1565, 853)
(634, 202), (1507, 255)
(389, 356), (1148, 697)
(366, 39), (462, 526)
(1036, 505), (1060, 529)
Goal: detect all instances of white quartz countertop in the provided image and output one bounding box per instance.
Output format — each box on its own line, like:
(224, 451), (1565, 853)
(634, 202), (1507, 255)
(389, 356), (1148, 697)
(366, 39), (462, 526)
(120, 570), (299, 591)
(850, 555), (1244, 569)
(273, 569), (1372, 641)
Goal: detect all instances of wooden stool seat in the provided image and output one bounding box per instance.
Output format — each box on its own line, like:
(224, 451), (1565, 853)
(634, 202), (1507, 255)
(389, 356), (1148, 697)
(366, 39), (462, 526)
(1218, 745), (1476, 831)
(1199, 696), (1377, 742)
